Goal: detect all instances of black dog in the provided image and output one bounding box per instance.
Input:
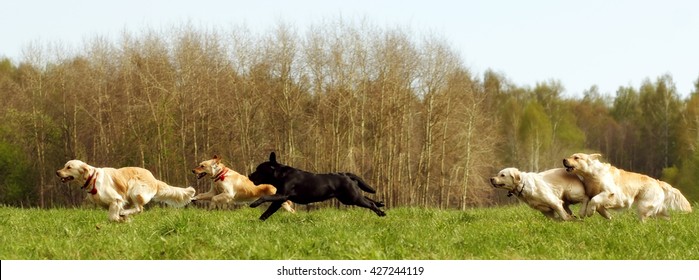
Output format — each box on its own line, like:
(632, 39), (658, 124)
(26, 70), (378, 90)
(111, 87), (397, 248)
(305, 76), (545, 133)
(248, 152), (386, 220)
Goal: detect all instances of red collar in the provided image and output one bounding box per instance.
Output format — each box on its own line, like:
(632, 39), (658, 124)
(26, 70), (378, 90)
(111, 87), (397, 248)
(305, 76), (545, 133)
(81, 170), (98, 195)
(213, 168), (229, 182)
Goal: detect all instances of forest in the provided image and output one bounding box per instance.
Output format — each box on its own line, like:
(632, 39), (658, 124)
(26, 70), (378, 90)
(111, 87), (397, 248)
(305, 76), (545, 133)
(1, 22), (698, 209)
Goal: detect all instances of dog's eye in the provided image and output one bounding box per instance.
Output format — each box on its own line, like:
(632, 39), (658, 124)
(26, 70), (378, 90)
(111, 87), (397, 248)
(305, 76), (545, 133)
(66, 166), (71, 170)
(500, 174), (504, 177)
(574, 156), (579, 160)
(200, 165), (204, 168)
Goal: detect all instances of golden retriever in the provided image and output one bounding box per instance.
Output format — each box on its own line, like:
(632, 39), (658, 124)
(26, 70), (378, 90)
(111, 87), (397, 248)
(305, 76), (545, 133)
(56, 160), (196, 222)
(191, 155), (295, 213)
(490, 167), (590, 221)
(563, 153), (692, 221)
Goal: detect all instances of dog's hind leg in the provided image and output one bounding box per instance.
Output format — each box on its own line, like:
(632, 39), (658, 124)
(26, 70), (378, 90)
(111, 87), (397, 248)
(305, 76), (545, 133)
(352, 196), (386, 217)
(336, 184), (386, 217)
(212, 193), (235, 209)
(121, 181), (155, 218)
(367, 202), (387, 217)
(281, 201), (296, 213)
(364, 196), (385, 207)
(259, 201), (284, 221)
(636, 199), (661, 222)
(120, 203), (143, 217)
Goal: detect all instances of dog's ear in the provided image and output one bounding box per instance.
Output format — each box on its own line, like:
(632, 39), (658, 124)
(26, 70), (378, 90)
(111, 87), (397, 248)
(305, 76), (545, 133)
(213, 154), (221, 163)
(269, 152), (277, 163)
(512, 172), (521, 185)
(590, 153), (602, 160)
(80, 163), (90, 178)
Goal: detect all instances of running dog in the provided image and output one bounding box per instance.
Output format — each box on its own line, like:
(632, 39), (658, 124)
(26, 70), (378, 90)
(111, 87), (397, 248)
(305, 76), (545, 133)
(248, 152), (385, 220)
(191, 155), (295, 213)
(563, 153), (692, 220)
(56, 160), (196, 222)
(490, 167), (589, 221)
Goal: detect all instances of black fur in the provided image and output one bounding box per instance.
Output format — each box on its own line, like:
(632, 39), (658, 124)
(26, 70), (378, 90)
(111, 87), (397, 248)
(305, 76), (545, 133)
(248, 152), (386, 220)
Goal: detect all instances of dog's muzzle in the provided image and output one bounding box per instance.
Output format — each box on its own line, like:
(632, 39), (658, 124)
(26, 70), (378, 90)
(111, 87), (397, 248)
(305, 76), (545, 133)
(192, 170), (207, 179)
(489, 177), (504, 188)
(563, 159), (575, 172)
(57, 174), (74, 183)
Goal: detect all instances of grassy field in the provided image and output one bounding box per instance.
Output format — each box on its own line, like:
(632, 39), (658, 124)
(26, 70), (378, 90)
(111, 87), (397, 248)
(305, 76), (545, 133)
(1, 204), (697, 260)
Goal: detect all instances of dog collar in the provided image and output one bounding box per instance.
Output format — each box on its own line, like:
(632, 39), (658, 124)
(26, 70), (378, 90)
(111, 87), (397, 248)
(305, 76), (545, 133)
(213, 168), (229, 182)
(81, 170), (98, 195)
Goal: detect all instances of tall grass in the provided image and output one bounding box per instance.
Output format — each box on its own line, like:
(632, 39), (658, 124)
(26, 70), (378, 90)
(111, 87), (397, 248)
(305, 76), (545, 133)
(0, 204), (697, 259)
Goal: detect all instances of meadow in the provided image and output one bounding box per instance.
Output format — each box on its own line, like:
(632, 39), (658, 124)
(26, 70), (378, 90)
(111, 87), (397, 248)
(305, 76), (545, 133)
(1, 204), (697, 260)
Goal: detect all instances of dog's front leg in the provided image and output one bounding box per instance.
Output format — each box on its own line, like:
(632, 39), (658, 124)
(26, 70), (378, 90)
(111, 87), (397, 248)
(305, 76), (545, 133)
(259, 201), (283, 221)
(597, 207), (612, 219)
(193, 189), (216, 202)
(577, 197), (590, 219)
(211, 193), (234, 209)
(586, 194), (601, 217)
(588, 192), (613, 219)
(108, 200), (125, 222)
(553, 203), (573, 221)
(251, 194), (290, 208)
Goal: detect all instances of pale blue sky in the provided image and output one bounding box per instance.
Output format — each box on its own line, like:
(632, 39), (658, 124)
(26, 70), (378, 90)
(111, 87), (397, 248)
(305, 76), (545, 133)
(2, 0), (698, 97)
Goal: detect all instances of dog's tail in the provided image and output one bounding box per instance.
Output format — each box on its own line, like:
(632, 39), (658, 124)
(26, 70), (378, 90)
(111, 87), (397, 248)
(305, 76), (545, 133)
(154, 183), (196, 208)
(660, 181), (692, 213)
(342, 172), (376, 194)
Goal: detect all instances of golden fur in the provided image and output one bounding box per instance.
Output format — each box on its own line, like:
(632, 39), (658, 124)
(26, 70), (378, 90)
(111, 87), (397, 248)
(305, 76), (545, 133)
(192, 155), (295, 213)
(490, 167), (588, 221)
(563, 153), (692, 221)
(56, 160), (196, 222)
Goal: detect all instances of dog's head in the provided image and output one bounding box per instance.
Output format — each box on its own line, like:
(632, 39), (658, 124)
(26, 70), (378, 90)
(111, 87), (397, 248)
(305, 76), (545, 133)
(489, 167), (521, 191)
(56, 160), (91, 183)
(562, 153), (602, 175)
(249, 152), (283, 185)
(192, 155), (224, 180)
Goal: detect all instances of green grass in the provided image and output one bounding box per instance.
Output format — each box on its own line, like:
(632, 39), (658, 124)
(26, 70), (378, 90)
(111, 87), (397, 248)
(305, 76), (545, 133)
(1, 204), (697, 260)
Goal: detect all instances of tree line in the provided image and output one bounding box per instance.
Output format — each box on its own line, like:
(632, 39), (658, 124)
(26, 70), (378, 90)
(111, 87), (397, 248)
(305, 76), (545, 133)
(1, 21), (697, 209)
